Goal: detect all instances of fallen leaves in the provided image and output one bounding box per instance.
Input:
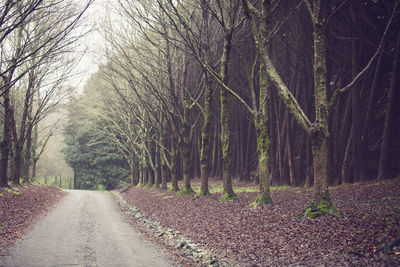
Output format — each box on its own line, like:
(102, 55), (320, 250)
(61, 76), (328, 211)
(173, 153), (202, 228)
(0, 184), (64, 257)
(120, 178), (400, 266)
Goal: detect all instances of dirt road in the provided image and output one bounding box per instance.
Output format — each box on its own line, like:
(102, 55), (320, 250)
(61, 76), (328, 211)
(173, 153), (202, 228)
(0, 190), (173, 267)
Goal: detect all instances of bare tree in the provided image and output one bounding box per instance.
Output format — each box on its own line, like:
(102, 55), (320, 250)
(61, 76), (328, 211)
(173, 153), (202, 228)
(0, 0), (93, 186)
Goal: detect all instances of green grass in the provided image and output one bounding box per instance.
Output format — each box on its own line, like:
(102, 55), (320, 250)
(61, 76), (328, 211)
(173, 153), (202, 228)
(170, 179), (302, 197)
(176, 179), (258, 194)
(0, 186), (20, 195)
(34, 176), (73, 189)
(96, 184), (107, 191)
(144, 178), (301, 200)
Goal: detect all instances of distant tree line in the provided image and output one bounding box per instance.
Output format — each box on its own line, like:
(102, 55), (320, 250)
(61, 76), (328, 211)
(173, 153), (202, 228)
(0, 0), (93, 187)
(63, 0), (400, 215)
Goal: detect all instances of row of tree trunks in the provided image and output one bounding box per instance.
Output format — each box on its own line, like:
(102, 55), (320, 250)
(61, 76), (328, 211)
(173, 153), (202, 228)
(115, 0), (399, 208)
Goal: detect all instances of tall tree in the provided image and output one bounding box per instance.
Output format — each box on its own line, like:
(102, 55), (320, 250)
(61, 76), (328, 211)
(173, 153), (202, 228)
(242, 0), (398, 216)
(378, 30), (400, 180)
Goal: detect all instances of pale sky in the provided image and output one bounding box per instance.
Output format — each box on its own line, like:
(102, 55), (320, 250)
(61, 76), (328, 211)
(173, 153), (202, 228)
(69, 0), (110, 92)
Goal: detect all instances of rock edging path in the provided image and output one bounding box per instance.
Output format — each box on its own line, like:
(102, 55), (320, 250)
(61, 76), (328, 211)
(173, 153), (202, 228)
(111, 191), (234, 266)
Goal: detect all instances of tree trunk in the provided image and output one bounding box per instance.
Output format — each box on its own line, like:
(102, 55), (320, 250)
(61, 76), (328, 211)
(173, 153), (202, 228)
(0, 26), (22, 187)
(11, 69), (34, 184)
(73, 169), (77, 189)
(154, 143), (160, 188)
(130, 160), (135, 185)
(305, 136), (313, 187)
(160, 149), (168, 190)
(199, 1), (213, 196)
(242, 0), (339, 217)
(211, 125), (219, 178)
(12, 143), (23, 185)
(22, 124), (32, 180)
(342, 132), (353, 184)
(286, 114), (295, 187)
(22, 72), (35, 180)
(362, 49), (383, 158)
(273, 97), (283, 185)
(160, 122), (168, 190)
(139, 164), (144, 186)
(310, 0), (331, 205)
(143, 165), (148, 186)
(351, 41), (367, 182)
(169, 142), (179, 191)
(0, 90), (11, 187)
(181, 103), (193, 195)
(145, 166), (154, 188)
(32, 158), (38, 179)
(250, 66), (272, 207)
(378, 30), (400, 180)
(220, 31), (236, 201)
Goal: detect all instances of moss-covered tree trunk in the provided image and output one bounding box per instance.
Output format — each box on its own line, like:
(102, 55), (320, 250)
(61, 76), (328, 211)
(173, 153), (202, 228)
(145, 167), (154, 188)
(145, 142), (155, 189)
(219, 32), (236, 201)
(130, 157), (135, 185)
(160, 114), (168, 190)
(143, 165), (149, 186)
(198, 2), (212, 196)
(250, 65), (272, 207)
(311, 0), (331, 204)
(169, 142), (180, 192)
(160, 148), (168, 190)
(199, 78), (212, 196)
(178, 51), (192, 196)
(154, 138), (160, 188)
(138, 163), (144, 187)
(180, 103), (193, 196)
(242, 0), (339, 217)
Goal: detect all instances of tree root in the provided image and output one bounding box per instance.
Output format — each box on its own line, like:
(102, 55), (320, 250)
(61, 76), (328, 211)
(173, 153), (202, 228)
(219, 192), (238, 202)
(167, 185), (180, 193)
(298, 199), (340, 219)
(194, 190), (210, 198)
(176, 187), (194, 196)
(249, 193), (272, 208)
(152, 184), (160, 189)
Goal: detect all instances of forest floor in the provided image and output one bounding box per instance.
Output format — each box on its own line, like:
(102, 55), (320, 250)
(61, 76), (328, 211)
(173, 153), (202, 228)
(0, 184), (65, 258)
(118, 178), (400, 266)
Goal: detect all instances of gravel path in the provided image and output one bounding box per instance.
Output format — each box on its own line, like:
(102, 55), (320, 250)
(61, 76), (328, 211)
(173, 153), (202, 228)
(0, 190), (173, 267)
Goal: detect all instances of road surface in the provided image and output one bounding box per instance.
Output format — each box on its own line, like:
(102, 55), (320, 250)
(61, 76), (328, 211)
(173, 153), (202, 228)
(0, 190), (172, 267)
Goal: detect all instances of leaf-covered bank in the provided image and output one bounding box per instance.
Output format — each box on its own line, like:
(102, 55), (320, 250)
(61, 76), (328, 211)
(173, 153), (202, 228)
(119, 179), (400, 266)
(0, 184), (65, 258)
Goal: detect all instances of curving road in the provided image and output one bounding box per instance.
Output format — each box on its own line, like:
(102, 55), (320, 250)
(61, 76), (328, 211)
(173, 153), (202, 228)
(0, 190), (172, 267)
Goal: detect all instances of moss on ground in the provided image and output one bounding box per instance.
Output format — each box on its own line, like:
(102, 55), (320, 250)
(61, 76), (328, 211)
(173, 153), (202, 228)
(299, 199), (340, 219)
(168, 185), (180, 193)
(249, 193), (272, 208)
(194, 190), (210, 198)
(219, 192), (238, 202)
(177, 187), (194, 196)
